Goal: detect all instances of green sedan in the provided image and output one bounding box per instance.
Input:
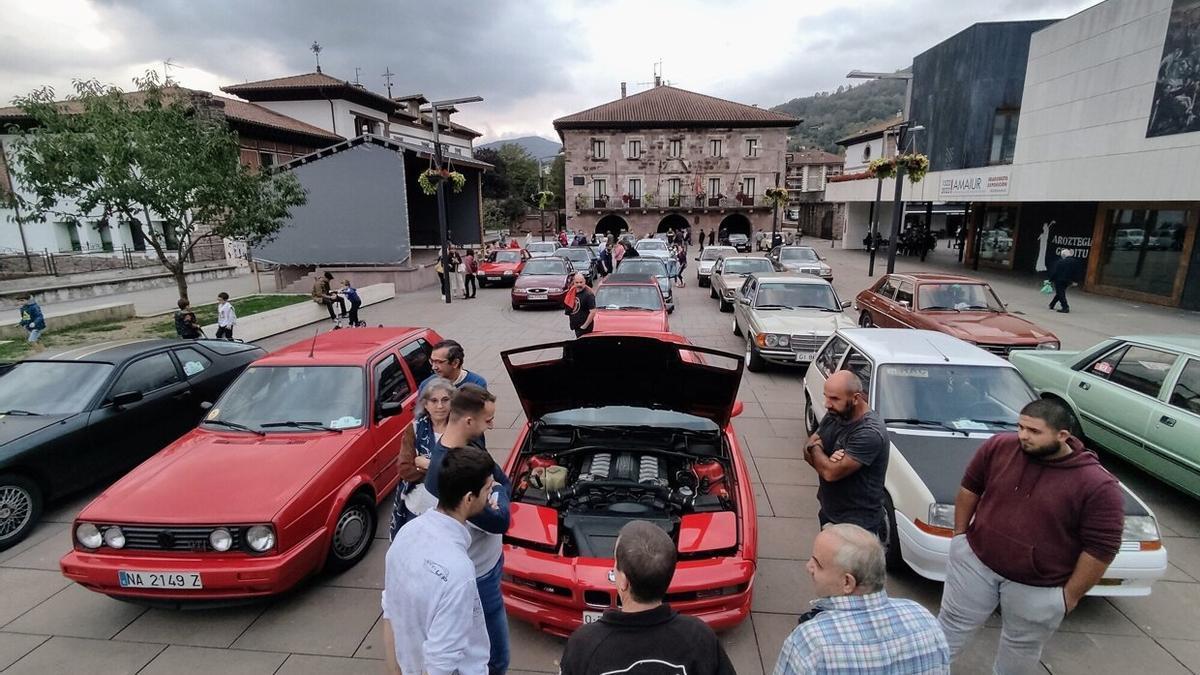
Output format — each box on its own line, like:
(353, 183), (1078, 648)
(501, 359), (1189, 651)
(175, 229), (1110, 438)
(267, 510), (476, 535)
(1011, 335), (1200, 499)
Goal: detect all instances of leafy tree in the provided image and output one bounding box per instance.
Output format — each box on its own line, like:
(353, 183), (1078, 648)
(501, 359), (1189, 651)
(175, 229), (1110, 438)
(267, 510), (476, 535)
(5, 73), (306, 300)
(545, 154), (566, 209)
(496, 144), (539, 205)
(473, 147), (511, 200)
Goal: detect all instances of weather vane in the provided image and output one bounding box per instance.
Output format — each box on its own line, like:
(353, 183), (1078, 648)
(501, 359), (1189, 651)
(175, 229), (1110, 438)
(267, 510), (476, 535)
(311, 41), (323, 73)
(382, 67), (396, 97)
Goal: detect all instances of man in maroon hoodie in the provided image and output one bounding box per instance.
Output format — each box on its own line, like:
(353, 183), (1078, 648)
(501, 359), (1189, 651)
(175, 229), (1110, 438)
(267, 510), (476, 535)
(937, 398), (1123, 673)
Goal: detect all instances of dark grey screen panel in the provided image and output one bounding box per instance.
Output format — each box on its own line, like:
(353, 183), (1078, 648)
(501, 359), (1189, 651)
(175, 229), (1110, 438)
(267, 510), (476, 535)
(257, 144), (411, 265)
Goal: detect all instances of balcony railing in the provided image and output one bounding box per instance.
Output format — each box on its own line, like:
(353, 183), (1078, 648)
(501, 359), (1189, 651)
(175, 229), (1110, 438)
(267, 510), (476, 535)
(593, 198), (609, 208)
(576, 195), (769, 213)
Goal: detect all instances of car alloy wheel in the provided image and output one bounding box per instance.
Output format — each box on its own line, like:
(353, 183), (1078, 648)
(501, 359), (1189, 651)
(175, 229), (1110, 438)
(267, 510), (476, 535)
(745, 337), (766, 372)
(804, 394), (818, 436)
(732, 317), (742, 337)
(327, 494), (376, 570)
(710, 285), (718, 299)
(858, 311), (875, 328)
(0, 475), (42, 551)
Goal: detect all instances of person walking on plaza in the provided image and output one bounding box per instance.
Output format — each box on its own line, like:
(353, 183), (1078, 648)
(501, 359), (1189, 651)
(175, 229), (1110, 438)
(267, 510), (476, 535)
(565, 272), (596, 337)
(803, 371), (890, 541)
(708, 230), (716, 246)
(173, 298), (202, 339)
(1047, 248), (1083, 314)
(427, 339), (488, 391)
(463, 249), (479, 299)
(16, 293), (46, 353)
(773, 524), (950, 675)
(422, 386), (511, 675)
(390, 377), (455, 537)
(560, 521), (735, 675)
(215, 292), (236, 340)
(312, 271), (348, 324)
(698, 228), (706, 252)
(937, 399), (1124, 674)
(382, 446), (495, 675)
(446, 249), (465, 300)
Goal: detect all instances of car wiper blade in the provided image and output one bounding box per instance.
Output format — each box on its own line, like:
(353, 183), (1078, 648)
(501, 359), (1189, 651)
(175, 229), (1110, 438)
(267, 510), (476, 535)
(969, 419), (1019, 427)
(922, 305), (955, 311)
(883, 417), (969, 436)
(205, 419), (266, 436)
(755, 304), (791, 309)
(0, 409), (40, 416)
(260, 420), (343, 433)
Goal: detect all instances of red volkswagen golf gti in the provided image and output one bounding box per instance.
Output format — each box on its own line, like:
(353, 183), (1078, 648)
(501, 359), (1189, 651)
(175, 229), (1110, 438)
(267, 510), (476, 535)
(60, 327), (440, 602)
(498, 334), (756, 637)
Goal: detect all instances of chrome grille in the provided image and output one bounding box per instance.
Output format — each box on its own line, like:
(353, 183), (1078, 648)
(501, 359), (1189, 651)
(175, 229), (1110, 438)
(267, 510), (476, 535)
(525, 287), (549, 294)
(112, 525), (243, 552)
(979, 344), (1034, 359)
(789, 334), (828, 352)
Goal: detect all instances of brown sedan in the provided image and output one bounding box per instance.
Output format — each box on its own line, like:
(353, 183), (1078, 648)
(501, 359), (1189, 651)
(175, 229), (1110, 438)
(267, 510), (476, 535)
(853, 273), (1060, 357)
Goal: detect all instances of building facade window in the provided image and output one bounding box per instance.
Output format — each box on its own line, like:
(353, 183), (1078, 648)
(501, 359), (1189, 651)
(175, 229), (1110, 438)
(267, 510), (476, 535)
(990, 110), (1019, 164)
(593, 178), (608, 200)
(259, 152), (275, 168)
(628, 178), (642, 199)
(708, 177), (721, 196)
(667, 178), (681, 196)
(669, 139), (682, 158)
(745, 138), (759, 157)
(977, 205), (1018, 268)
(1096, 208), (1192, 300)
(627, 139), (642, 159)
(592, 139), (607, 160)
(862, 144), (872, 162)
(710, 139), (722, 157)
(742, 177), (756, 197)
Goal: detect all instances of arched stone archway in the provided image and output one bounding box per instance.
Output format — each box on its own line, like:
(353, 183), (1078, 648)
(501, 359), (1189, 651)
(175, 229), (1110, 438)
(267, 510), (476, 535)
(595, 214), (629, 239)
(719, 213), (752, 237)
(656, 213), (690, 233)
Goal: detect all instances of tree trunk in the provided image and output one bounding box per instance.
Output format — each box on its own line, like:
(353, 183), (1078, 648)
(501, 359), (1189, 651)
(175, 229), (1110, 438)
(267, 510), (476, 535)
(174, 267), (189, 303)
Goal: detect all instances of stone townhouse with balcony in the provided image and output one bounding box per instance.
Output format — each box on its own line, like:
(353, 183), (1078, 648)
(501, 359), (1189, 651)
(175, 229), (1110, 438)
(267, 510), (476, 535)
(785, 148), (844, 238)
(554, 82), (799, 239)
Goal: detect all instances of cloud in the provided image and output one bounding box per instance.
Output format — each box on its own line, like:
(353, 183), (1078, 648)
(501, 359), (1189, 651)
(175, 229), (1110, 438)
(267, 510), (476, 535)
(3, 0), (1100, 141)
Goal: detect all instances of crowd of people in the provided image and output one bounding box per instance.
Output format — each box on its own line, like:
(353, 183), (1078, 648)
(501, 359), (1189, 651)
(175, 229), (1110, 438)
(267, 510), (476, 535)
(377, 340), (1126, 674)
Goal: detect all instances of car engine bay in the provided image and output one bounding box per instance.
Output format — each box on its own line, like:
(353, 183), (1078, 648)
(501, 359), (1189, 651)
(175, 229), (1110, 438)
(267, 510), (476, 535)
(511, 425), (738, 557)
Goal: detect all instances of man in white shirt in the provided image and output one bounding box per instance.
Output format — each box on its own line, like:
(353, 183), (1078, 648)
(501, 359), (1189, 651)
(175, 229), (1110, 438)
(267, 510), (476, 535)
(382, 446), (496, 675)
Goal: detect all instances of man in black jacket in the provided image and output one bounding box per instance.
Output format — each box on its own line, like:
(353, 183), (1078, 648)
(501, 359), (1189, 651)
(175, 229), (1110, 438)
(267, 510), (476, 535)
(1048, 249), (1084, 313)
(559, 521), (735, 675)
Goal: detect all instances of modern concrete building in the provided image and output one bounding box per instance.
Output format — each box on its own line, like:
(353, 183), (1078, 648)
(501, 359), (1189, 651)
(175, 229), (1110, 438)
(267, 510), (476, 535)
(554, 83), (799, 239)
(826, 0), (1200, 308)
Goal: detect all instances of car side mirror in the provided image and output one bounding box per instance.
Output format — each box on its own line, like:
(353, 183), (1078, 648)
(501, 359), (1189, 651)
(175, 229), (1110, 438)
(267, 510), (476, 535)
(199, 401), (213, 411)
(112, 391), (143, 408)
(377, 400), (404, 420)
(841, 301), (851, 308)
(667, 305), (675, 314)
(731, 400), (745, 417)
(899, 300), (911, 310)
(739, 296), (751, 305)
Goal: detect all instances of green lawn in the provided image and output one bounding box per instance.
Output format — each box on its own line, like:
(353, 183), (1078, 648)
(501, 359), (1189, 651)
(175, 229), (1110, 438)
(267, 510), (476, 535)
(149, 294), (310, 336)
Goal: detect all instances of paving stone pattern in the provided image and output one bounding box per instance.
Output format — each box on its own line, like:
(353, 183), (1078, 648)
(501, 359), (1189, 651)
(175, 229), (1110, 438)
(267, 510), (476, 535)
(2, 245), (1198, 673)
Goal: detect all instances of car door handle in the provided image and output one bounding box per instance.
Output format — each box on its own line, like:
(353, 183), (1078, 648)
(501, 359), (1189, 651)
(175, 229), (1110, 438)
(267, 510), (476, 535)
(1160, 415), (1176, 427)
(1078, 381), (1091, 390)
(173, 390), (193, 400)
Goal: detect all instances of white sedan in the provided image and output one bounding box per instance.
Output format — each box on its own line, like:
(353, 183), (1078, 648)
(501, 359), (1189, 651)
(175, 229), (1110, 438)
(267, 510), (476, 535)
(803, 328), (1167, 597)
(696, 246), (736, 287)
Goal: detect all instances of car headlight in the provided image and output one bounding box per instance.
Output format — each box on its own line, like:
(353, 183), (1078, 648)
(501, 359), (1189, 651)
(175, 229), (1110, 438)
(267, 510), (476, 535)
(820, 269), (832, 277)
(512, 288), (527, 295)
(503, 270), (513, 276)
(75, 523), (102, 549)
(927, 503), (955, 530)
(246, 525), (276, 552)
(1037, 341), (1060, 350)
(209, 527), (233, 552)
(724, 288), (735, 297)
(102, 526), (126, 549)
(1123, 515), (1160, 543)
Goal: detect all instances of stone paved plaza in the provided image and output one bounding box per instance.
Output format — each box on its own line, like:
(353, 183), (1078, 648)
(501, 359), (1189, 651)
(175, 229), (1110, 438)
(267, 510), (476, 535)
(1, 247), (1199, 674)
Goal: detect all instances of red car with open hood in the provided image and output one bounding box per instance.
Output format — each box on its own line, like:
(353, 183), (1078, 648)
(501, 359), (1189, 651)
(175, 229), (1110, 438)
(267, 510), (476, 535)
(60, 328), (440, 602)
(590, 273), (671, 333)
(498, 334), (755, 637)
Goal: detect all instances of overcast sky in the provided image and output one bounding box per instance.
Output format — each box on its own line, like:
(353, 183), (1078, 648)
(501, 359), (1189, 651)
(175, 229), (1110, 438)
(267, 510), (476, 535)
(2, 0), (1098, 143)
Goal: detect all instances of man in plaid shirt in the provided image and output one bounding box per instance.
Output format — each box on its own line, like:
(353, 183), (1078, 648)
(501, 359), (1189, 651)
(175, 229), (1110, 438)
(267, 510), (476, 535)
(773, 524), (949, 675)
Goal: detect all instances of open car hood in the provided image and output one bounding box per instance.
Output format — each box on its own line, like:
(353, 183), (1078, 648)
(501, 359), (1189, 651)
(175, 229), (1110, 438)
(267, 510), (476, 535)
(502, 335), (743, 427)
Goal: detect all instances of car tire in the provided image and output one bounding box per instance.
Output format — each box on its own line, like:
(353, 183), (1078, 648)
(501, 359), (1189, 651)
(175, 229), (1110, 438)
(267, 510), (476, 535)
(883, 492), (904, 572)
(511, 300), (521, 311)
(479, 278), (488, 289)
(719, 298), (732, 313)
(804, 393), (819, 436)
(0, 474), (43, 552)
(733, 317), (742, 337)
(858, 311), (875, 328)
(325, 491), (376, 573)
(745, 338), (766, 372)
(698, 276), (707, 288)
(710, 286), (718, 299)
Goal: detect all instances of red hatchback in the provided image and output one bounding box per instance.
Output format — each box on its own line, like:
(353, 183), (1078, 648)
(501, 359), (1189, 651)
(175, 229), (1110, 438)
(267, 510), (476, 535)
(498, 334), (755, 637)
(512, 256), (573, 310)
(480, 249), (530, 287)
(60, 328), (439, 602)
(591, 274), (671, 334)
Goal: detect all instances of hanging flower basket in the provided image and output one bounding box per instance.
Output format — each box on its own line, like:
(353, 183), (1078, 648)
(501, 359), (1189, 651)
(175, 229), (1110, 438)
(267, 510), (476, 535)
(868, 157), (897, 180)
(868, 153), (929, 184)
(417, 169), (467, 196)
(533, 190), (554, 210)
(764, 187), (790, 209)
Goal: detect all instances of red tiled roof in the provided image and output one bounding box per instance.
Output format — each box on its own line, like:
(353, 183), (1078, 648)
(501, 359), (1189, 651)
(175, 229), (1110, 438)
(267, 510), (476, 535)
(215, 96), (342, 141)
(789, 149), (843, 165)
(221, 72), (349, 92)
(221, 72), (401, 112)
(554, 85), (800, 129)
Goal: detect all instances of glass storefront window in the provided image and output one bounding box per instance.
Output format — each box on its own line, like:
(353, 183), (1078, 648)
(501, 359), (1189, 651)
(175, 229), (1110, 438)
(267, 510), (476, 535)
(977, 206), (1018, 267)
(1097, 209), (1189, 299)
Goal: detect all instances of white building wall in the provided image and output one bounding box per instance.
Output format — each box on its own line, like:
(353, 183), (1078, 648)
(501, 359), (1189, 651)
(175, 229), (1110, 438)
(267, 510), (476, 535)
(248, 98), (473, 156)
(252, 100), (341, 136)
(842, 138), (886, 173)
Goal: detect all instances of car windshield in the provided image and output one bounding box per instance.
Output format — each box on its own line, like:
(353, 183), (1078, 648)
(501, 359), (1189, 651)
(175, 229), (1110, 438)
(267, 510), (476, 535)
(619, 259), (667, 277)
(542, 406), (718, 431)
(595, 285), (662, 310)
(556, 249), (591, 262)
(523, 259), (568, 275)
(528, 243), (557, 253)
(723, 258), (774, 275)
(636, 240), (667, 251)
(876, 365), (1034, 432)
(205, 366), (365, 431)
(917, 283), (1005, 311)
(755, 283), (839, 310)
(490, 251), (522, 263)
(779, 248), (820, 263)
(728, 234), (748, 243)
(0, 362), (113, 415)
(701, 248), (734, 261)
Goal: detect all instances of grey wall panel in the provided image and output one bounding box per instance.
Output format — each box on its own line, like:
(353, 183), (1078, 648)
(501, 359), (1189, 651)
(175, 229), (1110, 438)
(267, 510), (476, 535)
(257, 144), (412, 265)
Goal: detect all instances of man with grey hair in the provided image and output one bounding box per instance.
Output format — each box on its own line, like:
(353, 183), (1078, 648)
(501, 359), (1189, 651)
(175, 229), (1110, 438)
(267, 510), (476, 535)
(1047, 248), (1082, 313)
(773, 524), (949, 674)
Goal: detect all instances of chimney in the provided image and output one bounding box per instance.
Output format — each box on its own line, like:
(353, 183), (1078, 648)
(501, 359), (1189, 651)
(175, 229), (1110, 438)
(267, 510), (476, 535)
(654, 75), (662, 87)
(620, 81), (627, 98)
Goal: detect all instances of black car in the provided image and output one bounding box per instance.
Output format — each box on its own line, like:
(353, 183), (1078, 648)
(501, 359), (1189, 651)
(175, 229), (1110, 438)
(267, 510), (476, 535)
(554, 247), (600, 284)
(0, 339), (265, 550)
(726, 233), (751, 252)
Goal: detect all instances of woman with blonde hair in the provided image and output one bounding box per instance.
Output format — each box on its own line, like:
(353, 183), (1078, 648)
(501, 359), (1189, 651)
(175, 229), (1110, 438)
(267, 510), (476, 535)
(388, 376), (456, 538)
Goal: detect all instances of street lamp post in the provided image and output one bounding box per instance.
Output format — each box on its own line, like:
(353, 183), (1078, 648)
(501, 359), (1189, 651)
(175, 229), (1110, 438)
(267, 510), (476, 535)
(884, 124), (924, 274)
(423, 96), (483, 305)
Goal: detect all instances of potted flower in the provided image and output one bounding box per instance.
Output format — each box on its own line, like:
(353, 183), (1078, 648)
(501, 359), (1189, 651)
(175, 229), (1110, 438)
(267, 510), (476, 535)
(643, 191), (657, 206)
(533, 190), (554, 210)
(695, 190), (706, 207)
(594, 193), (610, 208)
(418, 168), (466, 196)
(668, 194), (682, 207)
(736, 191), (749, 206)
(764, 187), (790, 209)
(575, 193), (589, 210)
